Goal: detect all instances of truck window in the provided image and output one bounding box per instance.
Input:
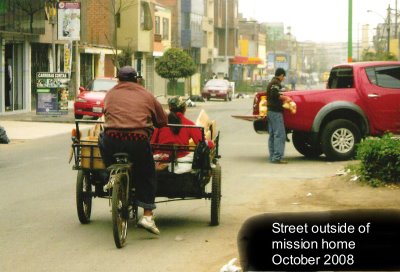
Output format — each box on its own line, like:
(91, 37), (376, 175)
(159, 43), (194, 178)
(327, 67), (353, 89)
(365, 66), (400, 89)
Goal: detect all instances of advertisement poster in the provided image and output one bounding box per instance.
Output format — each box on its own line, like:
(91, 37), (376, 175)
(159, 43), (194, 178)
(64, 42), (73, 75)
(36, 72), (69, 115)
(57, 2), (81, 41)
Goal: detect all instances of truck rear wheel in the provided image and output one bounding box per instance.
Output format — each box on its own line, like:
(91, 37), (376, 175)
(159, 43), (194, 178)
(321, 119), (361, 161)
(292, 131), (322, 158)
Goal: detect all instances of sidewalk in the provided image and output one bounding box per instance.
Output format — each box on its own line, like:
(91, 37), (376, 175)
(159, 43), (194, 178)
(0, 109), (84, 141)
(0, 97), (170, 141)
(0, 109), (76, 123)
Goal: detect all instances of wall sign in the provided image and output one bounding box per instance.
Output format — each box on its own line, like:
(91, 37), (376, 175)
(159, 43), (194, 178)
(36, 72), (69, 115)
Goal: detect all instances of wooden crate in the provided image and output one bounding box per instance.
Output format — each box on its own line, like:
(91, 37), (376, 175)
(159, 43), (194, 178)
(80, 137), (105, 169)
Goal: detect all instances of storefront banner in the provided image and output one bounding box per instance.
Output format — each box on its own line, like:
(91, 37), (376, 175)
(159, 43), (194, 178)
(57, 2), (81, 41)
(36, 72), (69, 115)
(64, 42), (73, 75)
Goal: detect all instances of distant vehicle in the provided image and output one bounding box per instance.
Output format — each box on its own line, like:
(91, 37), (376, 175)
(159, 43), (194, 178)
(202, 79), (233, 101)
(74, 78), (118, 119)
(311, 72), (320, 84)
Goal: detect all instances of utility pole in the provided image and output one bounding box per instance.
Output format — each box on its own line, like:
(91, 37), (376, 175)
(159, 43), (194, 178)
(348, 0), (353, 62)
(394, 0), (399, 39)
(397, 0), (400, 60)
(225, 0), (228, 62)
(387, 4), (391, 54)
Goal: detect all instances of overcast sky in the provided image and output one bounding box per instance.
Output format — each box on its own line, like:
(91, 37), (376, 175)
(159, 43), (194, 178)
(238, 0), (396, 43)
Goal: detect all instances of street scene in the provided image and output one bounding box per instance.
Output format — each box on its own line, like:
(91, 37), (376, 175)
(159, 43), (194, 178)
(1, 0), (400, 271)
(1, 98), (400, 271)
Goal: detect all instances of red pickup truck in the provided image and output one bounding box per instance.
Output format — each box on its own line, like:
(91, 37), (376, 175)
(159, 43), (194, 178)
(250, 61), (400, 161)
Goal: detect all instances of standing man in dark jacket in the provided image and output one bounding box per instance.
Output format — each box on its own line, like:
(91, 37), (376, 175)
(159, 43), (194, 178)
(99, 66), (167, 235)
(266, 68), (287, 164)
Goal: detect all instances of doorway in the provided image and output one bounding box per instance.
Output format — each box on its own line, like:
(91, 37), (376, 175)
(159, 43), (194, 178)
(4, 43), (24, 112)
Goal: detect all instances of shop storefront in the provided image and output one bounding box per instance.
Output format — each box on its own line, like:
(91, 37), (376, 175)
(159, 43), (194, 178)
(1, 38), (32, 114)
(0, 1), (45, 115)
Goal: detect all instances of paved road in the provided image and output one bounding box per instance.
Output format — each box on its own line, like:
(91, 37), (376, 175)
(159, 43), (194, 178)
(0, 98), (361, 272)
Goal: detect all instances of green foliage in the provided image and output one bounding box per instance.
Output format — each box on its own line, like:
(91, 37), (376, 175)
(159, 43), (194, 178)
(115, 48), (133, 68)
(356, 134), (400, 185)
(233, 80), (267, 93)
(361, 49), (396, 61)
(155, 48), (196, 81)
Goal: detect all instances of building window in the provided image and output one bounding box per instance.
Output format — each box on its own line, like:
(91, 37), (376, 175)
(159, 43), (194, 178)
(182, 13), (190, 29)
(162, 18), (169, 40)
(141, 1), (153, 30)
(1, 0), (45, 34)
(155, 16), (160, 34)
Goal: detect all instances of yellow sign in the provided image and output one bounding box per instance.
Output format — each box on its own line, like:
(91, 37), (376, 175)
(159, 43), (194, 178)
(275, 55), (287, 62)
(64, 43), (72, 74)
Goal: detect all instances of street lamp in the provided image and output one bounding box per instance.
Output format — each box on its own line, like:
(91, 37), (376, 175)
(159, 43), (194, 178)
(367, 8), (390, 54)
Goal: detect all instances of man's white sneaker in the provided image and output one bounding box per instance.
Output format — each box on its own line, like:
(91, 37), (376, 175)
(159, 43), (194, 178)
(138, 216), (160, 235)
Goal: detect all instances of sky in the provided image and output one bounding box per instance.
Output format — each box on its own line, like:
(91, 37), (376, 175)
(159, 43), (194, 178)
(238, 0), (396, 43)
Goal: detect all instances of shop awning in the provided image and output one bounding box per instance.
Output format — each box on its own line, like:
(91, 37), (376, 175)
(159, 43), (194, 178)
(248, 57), (263, 65)
(81, 46), (119, 55)
(229, 56), (264, 65)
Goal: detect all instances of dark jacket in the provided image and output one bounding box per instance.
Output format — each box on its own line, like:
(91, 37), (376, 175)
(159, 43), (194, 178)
(266, 77), (283, 112)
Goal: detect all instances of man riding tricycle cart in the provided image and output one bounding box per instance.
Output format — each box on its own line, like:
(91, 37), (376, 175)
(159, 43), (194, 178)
(70, 118), (221, 248)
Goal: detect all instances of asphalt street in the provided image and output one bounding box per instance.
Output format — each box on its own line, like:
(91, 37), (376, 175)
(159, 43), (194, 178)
(2, 97), (400, 272)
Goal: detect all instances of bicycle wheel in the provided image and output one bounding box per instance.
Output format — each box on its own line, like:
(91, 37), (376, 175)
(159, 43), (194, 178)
(76, 170), (92, 224)
(112, 173), (129, 248)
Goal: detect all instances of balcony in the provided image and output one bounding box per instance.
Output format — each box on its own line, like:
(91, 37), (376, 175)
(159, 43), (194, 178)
(154, 34), (162, 42)
(202, 17), (214, 32)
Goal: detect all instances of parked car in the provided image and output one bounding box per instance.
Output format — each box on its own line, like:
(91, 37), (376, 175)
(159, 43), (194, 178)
(74, 78), (118, 119)
(202, 79), (233, 101)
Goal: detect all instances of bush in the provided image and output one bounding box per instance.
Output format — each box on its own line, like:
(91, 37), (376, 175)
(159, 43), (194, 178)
(356, 134), (400, 185)
(235, 80), (267, 93)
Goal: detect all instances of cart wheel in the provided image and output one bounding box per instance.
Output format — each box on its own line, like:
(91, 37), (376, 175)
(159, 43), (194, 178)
(76, 170), (92, 224)
(210, 164), (221, 226)
(112, 173), (129, 248)
(133, 204), (139, 224)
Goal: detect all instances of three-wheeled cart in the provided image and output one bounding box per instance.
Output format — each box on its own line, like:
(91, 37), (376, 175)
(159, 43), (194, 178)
(71, 120), (222, 232)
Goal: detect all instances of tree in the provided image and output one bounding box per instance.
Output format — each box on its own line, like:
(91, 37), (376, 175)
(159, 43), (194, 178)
(155, 48), (197, 95)
(14, 0), (46, 33)
(99, 0), (135, 69)
(116, 47), (134, 67)
(361, 49), (396, 61)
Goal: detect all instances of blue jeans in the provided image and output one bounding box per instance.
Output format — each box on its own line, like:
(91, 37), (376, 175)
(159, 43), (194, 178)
(98, 132), (157, 210)
(267, 111), (286, 162)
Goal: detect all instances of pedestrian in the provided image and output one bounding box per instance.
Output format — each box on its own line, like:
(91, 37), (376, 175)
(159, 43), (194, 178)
(290, 73), (297, 90)
(5, 59), (12, 110)
(99, 66), (167, 235)
(266, 67), (291, 164)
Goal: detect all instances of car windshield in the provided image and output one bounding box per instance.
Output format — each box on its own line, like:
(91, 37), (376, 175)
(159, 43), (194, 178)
(91, 79), (118, 92)
(206, 80), (228, 87)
